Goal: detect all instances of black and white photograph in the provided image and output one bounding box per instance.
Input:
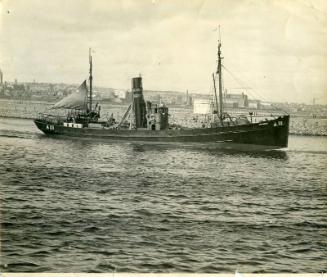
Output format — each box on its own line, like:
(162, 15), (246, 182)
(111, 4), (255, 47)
(0, 0), (326, 275)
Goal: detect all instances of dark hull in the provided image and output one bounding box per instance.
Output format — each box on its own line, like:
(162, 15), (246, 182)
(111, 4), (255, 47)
(34, 115), (289, 149)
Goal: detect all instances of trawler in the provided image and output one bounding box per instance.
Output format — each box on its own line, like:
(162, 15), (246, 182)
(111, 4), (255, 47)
(34, 41), (289, 150)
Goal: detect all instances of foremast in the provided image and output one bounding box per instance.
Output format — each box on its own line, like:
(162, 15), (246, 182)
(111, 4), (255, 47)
(216, 38), (223, 123)
(212, 31), (224, 124)
(89, 48), (93, 112)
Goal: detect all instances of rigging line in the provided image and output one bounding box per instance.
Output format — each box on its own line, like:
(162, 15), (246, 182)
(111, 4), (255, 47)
(222, 65), (271, 104)
(209, 78), (216, 107)
(222, 64), (277, 107)
(222, 65), (269, 103)
(222, 64), (287, 114)
(221, 71), (226, 102)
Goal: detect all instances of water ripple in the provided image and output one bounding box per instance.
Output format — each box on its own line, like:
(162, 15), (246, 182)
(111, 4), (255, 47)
(1, 117), (326, 272)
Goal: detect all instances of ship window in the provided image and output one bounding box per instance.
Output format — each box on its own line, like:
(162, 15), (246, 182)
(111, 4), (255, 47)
(151, 124), (155, 130)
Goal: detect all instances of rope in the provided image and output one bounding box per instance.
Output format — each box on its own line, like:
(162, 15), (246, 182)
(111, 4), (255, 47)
(222, 64), (288, 114)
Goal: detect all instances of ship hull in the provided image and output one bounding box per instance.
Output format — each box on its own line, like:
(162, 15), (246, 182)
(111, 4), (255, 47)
(34, 115), (289, 149)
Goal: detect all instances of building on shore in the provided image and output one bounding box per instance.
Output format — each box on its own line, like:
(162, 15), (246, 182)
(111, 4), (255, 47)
(0, 69), (3, 85)
(225, 92), (248, 108)
(0, 69), (3, 96)
(248, 99), (261, 109)
(193, 98), (213, 114)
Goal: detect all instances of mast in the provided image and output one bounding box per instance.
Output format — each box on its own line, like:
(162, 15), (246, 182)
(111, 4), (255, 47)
(216, 31), (223, 122)
(89, 48), (93, 112)
(212, 73), (219, 115)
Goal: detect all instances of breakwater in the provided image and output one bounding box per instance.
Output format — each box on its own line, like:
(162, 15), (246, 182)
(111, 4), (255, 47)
(0, 99), (326, 136)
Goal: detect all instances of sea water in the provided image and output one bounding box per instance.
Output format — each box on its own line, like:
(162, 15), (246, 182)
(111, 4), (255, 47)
(0, 117), (326, 272)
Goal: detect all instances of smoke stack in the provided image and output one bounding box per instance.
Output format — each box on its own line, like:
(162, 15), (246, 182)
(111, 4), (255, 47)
(132, 76), (147, 128)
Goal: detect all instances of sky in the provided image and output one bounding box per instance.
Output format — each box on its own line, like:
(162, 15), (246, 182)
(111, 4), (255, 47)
(0, 0), (327, 104)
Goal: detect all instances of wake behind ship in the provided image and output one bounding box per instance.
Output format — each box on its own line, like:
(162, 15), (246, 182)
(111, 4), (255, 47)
(34, 42), (289, 150)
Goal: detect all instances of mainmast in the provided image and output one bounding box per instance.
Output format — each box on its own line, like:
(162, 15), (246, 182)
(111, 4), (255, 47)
(89, 48), (93, 112)
(212, 73), (219, 115)
(216, 33), (223, 122)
